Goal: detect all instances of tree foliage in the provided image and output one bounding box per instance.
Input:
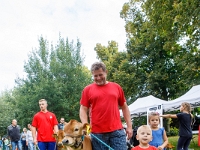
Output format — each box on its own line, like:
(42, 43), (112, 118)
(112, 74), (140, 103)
(94, 41), (138, 101)
(0, 91), (16, 135)
(7, 36), (92, 129)
(0, 0), (199, 134)
(120, 0), (200, 101)
(95, 0), (200, 104)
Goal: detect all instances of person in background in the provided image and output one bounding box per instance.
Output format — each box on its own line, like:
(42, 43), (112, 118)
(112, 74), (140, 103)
(21, 128), (28, 150)
(0, 136), (2, 150)
(148, 112), (168, 150)
(32, 99), (58, 150)
(131, 125), (157, 150)
(7, 119), (22, 150)
(26, 124), (35, 150)
(79, 62), (133, 150)
(160, 102), (193, 150)
(58, 118), (65, 130)
(3, 137), (10, 150)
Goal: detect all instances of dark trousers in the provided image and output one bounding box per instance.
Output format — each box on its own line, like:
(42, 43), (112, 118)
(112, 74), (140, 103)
(21, 140), (28, 150)
(177, 136), (192, 150)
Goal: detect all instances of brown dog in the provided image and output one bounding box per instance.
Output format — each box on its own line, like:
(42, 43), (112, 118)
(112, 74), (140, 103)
(62, 119), (92, 150)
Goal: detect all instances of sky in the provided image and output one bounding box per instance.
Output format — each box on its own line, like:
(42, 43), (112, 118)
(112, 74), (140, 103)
(0, 0), (128, 93)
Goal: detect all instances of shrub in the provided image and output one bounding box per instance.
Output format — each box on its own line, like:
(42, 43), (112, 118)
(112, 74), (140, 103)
(167, 127), (179, 136)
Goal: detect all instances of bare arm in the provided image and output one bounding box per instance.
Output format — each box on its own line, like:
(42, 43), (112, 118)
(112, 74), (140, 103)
(79, 105), (89, 124)
(160, 114), (177, 118)
(26, 132), (28, 145)
(158, 130), (168, 150)
(32, 126), (37, 145)
(54, 125), (58, 134)
(121, 102), (133, 140)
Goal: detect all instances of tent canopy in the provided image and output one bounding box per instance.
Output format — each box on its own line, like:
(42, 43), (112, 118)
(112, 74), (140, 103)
(163, 85), (200, 112)
(120, 85), (200, 118)
(122, 95), (167, 117)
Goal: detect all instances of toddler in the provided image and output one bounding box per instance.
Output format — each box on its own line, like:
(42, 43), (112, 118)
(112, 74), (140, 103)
(148, 112), (168, 150)
(131, 125), (157, 150)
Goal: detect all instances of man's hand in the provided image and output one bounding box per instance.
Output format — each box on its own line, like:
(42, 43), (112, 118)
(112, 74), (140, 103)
(126, 127), (133, 140)
(33, 138), (37, 145)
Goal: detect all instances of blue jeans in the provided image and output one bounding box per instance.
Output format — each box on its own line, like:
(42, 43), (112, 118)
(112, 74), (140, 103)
(38, 142), (56, 150)
(91, 129), (127, 150)
(11, 141), (22, 150)
(21, 140), (28, 150)
(28, 142), (35, 150)
(5, 145), (10, 150)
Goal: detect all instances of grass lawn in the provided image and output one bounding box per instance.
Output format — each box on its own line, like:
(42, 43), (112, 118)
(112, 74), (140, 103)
(168, 134), (199, 150)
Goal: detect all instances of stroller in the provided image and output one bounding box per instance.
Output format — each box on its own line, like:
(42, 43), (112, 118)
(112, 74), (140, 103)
(127, 126), (139, 150)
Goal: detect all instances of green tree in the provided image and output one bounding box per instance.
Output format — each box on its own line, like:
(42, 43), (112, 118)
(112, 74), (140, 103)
(94, 0), (200, 108)
(95, 41), (121, 80)
(118, 0), (199, 101)
(13, 36), (91, 127)
(94, 41), (138, 101)
(107, 0), (199, 131)
(0, 90), (16, 135)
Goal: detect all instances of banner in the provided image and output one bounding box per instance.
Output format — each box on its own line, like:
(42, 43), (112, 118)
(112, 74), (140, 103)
(147, 105), (163, 127)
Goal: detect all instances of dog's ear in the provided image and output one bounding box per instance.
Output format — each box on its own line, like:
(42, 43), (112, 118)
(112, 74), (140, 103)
(82, 123), (91, 135)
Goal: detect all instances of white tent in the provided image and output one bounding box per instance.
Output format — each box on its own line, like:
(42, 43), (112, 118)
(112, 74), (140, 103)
(120, 95), (167, 117)
(163, 85), (200, 112)
(120, 85), (200, 118)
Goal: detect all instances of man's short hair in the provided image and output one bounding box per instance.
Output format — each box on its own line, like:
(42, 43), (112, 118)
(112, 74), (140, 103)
(12, 119), (17, 123)
(91, 62), (106, 72)
(60, 118), (65, 121)
(39, 99), (47, 103)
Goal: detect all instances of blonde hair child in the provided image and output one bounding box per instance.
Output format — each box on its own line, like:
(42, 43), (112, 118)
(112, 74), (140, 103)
(160, 102), (193, 150)
(131, 125), (157, 150)
(148, 112), (168, 150)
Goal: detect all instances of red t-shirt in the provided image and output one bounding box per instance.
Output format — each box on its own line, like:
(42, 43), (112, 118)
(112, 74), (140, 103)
(132, 145), (158, 150)
(80, 82), (126, 133)
(32, 111), (58, 142)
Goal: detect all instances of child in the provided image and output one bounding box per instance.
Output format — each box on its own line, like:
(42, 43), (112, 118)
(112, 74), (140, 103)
(0, 137), (2, 150)
(131, 125), (157, 150)
(160, 102), (193, 150)
(148, 112), (168, 150)
(3, 137), (9, 150)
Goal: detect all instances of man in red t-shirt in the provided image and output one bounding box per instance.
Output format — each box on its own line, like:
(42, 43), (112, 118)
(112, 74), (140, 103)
(32, 99), (58, 150)
(79, 62), (133, 150)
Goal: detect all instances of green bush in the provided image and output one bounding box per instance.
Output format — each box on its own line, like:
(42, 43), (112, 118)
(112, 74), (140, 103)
(167, 127), (179, 136)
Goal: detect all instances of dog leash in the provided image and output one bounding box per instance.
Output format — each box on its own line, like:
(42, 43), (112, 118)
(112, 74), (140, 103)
(90, 133), (114, 150)
(86, 125), (114, 150)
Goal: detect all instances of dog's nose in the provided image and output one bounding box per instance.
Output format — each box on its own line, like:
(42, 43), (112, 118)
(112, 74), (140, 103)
(62, 139), (69, 144)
